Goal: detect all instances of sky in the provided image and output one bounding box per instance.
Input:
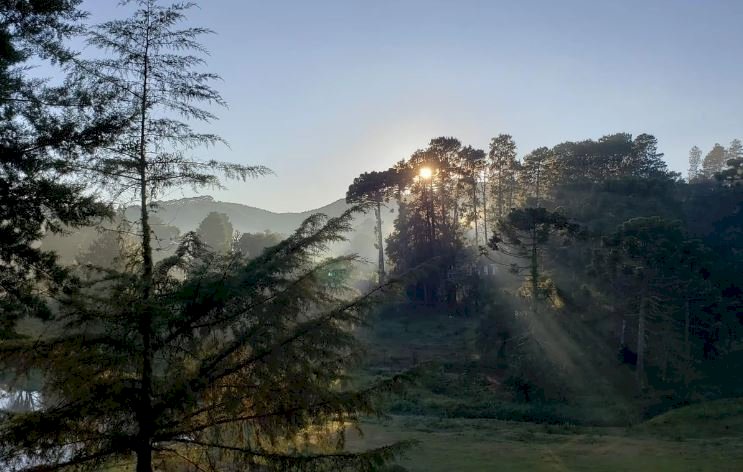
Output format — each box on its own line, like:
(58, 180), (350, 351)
(82, 0), (743, 212)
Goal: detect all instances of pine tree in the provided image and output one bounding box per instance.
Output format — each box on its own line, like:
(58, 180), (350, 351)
(0, 209), (411, 471)
(488, 208), (580, 312)
(727, 139), (743, 162)
(716, 153), (743, 186)
(72, 4), (270, 468)
(76, 212), (138, 271)
(0, 0), (126, 334)
(688, 146), (702, 181)
(459, 146), (486, 245)
(702, 143), (727, 179)
(593, 217), (712, 388)
(234, 230), (282, 260)
(489, 134), (518, 221)
(196, 212), (234, 254)
(0, 3), (412, 470)
(385, 138), (470, 304)
(723, 138), (743, 184)
(630, 134), (670, 179)
(519, 147), (555, 208)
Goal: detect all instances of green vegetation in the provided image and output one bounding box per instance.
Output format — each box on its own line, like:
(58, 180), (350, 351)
(2, 1), (742, 471)
(640, 398), (743, 439)
(347, 415), (743, 472)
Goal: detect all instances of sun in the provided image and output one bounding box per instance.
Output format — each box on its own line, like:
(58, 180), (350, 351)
(419, 167), (433, 179)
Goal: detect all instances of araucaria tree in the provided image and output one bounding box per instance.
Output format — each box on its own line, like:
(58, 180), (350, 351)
(0, 2), (415, 471)
(489, 208), (580, 311)
(346, 169), (397, 284)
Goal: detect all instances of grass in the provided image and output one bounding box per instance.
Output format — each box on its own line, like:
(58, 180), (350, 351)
(638, 398), (743, 439)
(346, 414), (743, 471)
(352, 308), (743, 470)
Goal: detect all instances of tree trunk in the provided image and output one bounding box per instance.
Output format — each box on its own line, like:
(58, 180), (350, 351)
(637, 295), (647, 388)
(482, 179), (488, 243)
(535, 161), (541, 208)
(429, 180), (436, 244)
(136, 14), (154, 472)
(472, 178), (478, 245)
(531, 226), (538, 315)
(375, 201), (385, 284)
(497, 171), (503, 219)
(508, 171), (515, 210)
(684, 298), (691, 387)
(684, 298), (690, 362)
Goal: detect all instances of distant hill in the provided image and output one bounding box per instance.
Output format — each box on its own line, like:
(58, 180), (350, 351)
(125, 196), (353, 235)
(42, 196), (396, 266)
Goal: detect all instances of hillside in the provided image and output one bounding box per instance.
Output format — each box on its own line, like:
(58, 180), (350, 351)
(125, 196), (353, 235)
(41, 196), (396, 265)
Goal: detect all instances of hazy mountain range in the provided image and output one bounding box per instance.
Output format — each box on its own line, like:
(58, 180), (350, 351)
(42, 196), (395, 265)
(125, 195), (353, 235)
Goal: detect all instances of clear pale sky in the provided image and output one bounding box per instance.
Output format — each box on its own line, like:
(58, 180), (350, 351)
(83, 0), (743, 212)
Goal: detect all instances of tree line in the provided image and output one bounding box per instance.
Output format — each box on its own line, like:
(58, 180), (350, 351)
(348, 131), (742, 405)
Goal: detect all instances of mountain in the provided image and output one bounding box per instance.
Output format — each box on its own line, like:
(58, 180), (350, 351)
(125, 196), (353, 236)
(42, 196), (396, 266)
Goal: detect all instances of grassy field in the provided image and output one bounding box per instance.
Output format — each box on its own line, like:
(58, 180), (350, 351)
(353, 310), (743, 471)
(347, 410), (743, 471)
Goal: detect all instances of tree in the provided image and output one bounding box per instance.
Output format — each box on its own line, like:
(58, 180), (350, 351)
(489, 208), (580, 312)
(593, 217), (711, 388)
(550, 134), (626, 184)
(76, 212), (138, 271)
(80, 1), (268, 467)
(717, 155), (743, 187)
(346, 169), (397, 284)
(196, 212), (234, 254)
(0, 0), (121, 333)
(0, 209), (410, 471)
(629, 134), (670, 179)
(519, 147), (555, 207)
(148, 215), (181, 259)
(0, 3), (412, 469)
(727, 139), (743, 162)
(718, 140), (743, 186)
(489, 134), (518, 221)
(416, 137), (464, 240)
(459, 146), (487, 245)
(688, 146), (702, 181)
(385, 138), (469, 304)
(549, 133), (673, 187)
(1, 2), (267, 470)
(702, 143), (727, 179)
(233, 230), (282, 260)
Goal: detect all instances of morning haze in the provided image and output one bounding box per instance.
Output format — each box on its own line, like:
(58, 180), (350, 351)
(2, 1), (743, 471)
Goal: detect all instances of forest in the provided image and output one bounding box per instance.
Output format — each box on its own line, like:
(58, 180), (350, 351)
(1, 1), (742, 471)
